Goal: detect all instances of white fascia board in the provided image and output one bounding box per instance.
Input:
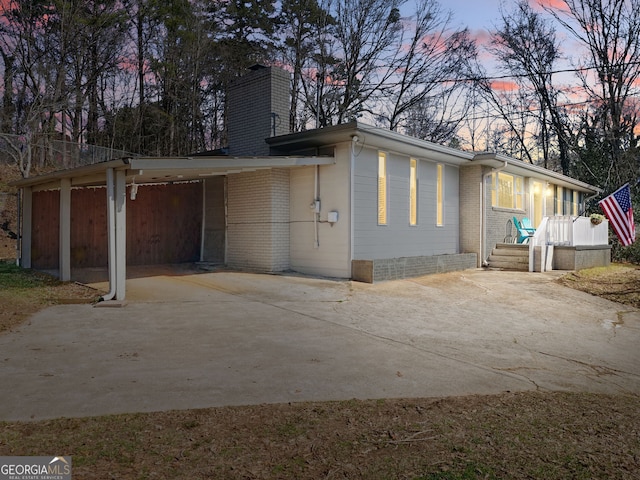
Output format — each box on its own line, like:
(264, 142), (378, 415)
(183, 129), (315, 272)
(355, 124), (474, 165)
(127, 155), (335, 171)
(267, 121), (474, 166)
(471, 153), (601, 193)
(10, 159), (129, 188)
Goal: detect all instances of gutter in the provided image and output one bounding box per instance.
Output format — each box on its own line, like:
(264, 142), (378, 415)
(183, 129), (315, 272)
(471, 153), (600, 194)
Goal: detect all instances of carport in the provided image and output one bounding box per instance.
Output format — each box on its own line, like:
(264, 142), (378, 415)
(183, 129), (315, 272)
(12, 155), (334, 301)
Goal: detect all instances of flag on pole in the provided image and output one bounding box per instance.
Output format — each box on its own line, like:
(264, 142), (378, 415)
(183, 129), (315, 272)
(598, 183), (636, 246)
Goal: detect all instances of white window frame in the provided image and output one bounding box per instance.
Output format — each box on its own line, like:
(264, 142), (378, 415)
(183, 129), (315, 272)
(378, 152), (388, 225)
(436, 163), (444, 226)
(491, 172), (524, 210)
(409, 158), (418, 226)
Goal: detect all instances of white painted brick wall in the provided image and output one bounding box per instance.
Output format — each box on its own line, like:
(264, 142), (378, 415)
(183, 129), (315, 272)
(227, 169), (290, 272)
(459, 165), (482, 262)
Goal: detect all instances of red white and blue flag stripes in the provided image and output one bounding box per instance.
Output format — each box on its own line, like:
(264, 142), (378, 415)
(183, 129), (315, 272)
(598, 183), (636, 246)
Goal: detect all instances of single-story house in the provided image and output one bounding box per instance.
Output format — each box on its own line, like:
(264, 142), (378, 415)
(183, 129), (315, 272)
(11, 66), (610, 300)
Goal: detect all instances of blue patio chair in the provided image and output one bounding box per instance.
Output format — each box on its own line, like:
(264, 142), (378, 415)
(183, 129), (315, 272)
(521, 217), (536, 232)
(513, 216), (535, 244)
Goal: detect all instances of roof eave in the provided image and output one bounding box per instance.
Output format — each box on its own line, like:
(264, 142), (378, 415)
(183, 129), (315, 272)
(9, 155), (335, 189)
(10, 158), (131, 188)
(471, 153), (602, 194)
(268, 120), (474, 165)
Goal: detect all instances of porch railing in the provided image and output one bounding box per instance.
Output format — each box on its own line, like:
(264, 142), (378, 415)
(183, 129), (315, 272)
(528, 216), (609, 272)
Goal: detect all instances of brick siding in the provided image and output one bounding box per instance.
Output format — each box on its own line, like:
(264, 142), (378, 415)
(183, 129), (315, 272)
(227, 67), (290, 156)
(226, 169), (290, 272)
(352, 253), (477, 283)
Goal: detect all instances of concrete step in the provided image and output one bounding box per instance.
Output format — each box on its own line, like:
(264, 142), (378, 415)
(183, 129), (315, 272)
(487, 259), (529, 271)
(487, 244), (529, 271)
(490, 247), (528, 257)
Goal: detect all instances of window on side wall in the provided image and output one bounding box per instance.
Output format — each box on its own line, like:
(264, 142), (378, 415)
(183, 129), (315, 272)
(436, 164), (444, 226)
(378, 152), (387, 225)
(491, 172), (524, 210)
(572, 190), (579, 216)
(555, 186), (563, 215)
(410, 158), (418, 226)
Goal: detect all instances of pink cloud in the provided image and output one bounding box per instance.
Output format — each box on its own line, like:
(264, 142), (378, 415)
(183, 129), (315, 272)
(491, 80), (519, 92)
(533, 0), (569, 10)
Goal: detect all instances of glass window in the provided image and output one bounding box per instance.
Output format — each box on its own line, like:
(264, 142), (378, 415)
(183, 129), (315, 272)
(378, 152), (387, 225)
(491, 172), (524, 209)
(556, 186), (563, 215)
(409, 159), (417, 226)
(532, 180), (544, 227)
(572, 190), (579, 216)
(436, 164), (444, 226)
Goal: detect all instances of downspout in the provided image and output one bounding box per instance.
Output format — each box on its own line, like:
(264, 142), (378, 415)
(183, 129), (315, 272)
(480, 161), (507, 267)
(314, 164), (319, 248)
(200, 179), (206, 262)
(582, 191), (600, 216)
(101, 168), (117, 301)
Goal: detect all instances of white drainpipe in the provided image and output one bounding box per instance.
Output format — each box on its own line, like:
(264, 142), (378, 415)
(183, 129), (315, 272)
(313, 164), (320, 248)
(480, 161), (507, 266)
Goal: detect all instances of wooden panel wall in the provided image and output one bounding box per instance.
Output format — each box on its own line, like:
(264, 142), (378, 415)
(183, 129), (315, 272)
(127, 183), (203, 265)
(71, 188), (108, 267)
(31, 182), (203, 270)
(31, 190), (60, 269)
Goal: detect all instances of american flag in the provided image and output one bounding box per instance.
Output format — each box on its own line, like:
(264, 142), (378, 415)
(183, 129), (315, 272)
(599, 184), (636, 246)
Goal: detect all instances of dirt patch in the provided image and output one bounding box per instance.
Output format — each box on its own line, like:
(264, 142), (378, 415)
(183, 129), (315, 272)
(558, 264), (640, 309)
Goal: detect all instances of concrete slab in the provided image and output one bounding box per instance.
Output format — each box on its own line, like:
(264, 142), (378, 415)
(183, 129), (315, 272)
(1, 268), (639, 421)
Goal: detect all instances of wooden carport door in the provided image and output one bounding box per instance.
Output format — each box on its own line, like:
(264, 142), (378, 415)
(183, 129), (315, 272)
(127, 182), (203, 265)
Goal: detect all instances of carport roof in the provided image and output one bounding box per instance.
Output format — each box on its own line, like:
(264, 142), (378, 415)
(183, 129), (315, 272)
(11, 155), (335, 190)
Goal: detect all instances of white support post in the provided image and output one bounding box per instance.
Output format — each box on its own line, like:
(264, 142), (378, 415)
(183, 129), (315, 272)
(21, 187), (33, 268)
(114, 170), (127, 300)
(59, 178), (72, 281)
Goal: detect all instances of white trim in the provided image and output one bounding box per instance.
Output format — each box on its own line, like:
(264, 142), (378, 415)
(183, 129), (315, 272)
(115, 170), (127, 300)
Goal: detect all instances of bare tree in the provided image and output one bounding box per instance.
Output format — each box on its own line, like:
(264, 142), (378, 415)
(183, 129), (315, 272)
(317, 0), (403, 125)
(383, 0), (476, 135)
(278, 0), (333, 132)
(546, 0), (640, 187)
(486, 1), (572, 169)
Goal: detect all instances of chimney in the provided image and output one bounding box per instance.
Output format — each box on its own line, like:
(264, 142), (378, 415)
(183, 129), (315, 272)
(227, 65), (291, 156)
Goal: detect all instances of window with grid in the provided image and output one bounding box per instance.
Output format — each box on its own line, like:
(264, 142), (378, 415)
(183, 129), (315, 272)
(491, 172), (524, 209)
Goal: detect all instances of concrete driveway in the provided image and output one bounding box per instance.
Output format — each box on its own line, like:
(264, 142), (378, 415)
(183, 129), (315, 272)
(1, 267), (639, 421)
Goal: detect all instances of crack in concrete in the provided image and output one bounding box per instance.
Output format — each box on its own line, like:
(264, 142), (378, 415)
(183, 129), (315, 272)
(538, 351), (640, 379)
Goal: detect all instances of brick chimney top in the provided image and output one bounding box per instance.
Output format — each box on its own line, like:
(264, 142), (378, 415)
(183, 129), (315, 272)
(227, 66), (291, 156)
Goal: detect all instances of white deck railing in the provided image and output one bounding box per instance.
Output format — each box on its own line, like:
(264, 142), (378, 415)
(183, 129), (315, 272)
(528, 216), (609, 272)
